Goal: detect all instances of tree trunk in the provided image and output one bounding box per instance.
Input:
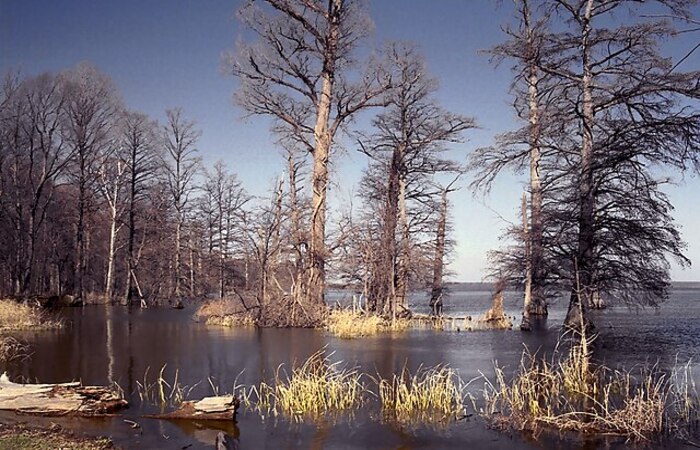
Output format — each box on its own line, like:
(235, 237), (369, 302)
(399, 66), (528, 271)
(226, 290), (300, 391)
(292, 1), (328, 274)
(76, 169), (86, 301)
(394, 175), (410, 316)
(430, 188), (448, 317)
(565, 0), (595, 330)
(105, 204), (117, 301)
(306, 0), (341, 315)
(174, 213), (183, 307)
(521, 192), (532, 330)
(526, 31), (547, 317)
(124, 153), (137, 305)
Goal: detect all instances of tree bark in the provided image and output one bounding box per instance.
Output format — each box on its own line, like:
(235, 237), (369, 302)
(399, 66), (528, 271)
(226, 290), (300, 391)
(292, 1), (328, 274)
(306, 0), (342, 312)
(521, 192), (532, 330)
(525, 10), (547, 316)
(430, 188), (448, 317)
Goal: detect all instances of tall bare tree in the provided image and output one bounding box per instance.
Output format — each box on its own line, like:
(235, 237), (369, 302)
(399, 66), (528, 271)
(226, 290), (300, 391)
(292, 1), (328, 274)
(162, 108), (201, 308)
(202, 160), (249, 299)
(473, 0), (700, 329)
(0, 73), (71, 294)
(230, 0), (393, 319)
(61, 63), (120, 301)
(120, 111), (159, 306)
(96, 140), (128, 301)
(358, 45), (475, 318)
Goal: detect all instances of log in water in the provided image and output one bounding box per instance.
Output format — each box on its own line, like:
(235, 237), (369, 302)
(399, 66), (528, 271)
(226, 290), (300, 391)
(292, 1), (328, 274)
(0, 372), (127, 416)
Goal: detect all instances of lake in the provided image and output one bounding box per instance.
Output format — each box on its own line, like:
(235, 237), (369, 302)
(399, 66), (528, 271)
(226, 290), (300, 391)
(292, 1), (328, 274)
(1, 288), (699, 449)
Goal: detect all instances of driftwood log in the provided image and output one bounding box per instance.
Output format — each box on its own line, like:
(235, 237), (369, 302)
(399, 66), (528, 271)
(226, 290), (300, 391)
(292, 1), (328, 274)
(0, 373), (127, 416)
(145, 395), (239, 421)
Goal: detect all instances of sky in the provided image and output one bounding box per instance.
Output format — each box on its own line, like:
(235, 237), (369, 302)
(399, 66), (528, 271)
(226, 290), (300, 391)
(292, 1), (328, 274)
(1, 0), (699, 281)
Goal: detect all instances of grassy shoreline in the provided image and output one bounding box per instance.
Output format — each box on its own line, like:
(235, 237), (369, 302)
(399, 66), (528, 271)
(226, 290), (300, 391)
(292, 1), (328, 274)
(0, 424), (116, 450)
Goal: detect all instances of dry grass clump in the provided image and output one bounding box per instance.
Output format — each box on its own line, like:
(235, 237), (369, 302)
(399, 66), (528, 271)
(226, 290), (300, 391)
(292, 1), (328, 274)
(481, 331), (700, 442)
(0, 299), (63, 331)
(377, 365), (467, 425)
(0, 336), (29, 362)
(325, 309), (409, 339)
(194, 298), (256, 328)
(241, 349), (364, 422)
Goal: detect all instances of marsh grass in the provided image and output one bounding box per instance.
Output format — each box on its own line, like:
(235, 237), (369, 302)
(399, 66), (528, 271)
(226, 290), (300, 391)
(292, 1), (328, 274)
(240, 349), (364, 422)
(0, 300), (63, 331)
(481, 331), (700, 442)
(194, 298), (256, 327)
(376, 365), (467, 426)
(325, 309), (410, 339)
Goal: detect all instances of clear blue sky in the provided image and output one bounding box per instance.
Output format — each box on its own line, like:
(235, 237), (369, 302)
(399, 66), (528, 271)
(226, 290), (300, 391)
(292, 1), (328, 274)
(2, 0), (699, 281)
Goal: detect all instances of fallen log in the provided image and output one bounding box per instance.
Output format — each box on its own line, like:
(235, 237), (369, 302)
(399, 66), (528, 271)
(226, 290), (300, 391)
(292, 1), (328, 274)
(144, 395), (239, 421)
(0, 372), (127, 416)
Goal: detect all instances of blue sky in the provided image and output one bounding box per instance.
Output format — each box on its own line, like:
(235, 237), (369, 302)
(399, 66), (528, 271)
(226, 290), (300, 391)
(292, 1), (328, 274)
(2, 0), (699, 281)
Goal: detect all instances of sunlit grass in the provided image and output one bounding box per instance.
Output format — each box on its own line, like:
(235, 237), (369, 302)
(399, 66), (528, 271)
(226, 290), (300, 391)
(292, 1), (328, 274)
(377, 365), (467, 425)
(325, 309), (410, 339)
(481, 331), (700, 441)
(0, 299), (63, 331)
(241, 349), (364, 422)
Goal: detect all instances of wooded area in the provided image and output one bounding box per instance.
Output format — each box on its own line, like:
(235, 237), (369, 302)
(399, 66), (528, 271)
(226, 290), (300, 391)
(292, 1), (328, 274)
(0, 0), (698, 330)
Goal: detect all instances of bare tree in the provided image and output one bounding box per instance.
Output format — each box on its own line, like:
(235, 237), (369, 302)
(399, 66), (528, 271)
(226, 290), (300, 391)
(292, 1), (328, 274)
(429, 174), (462, 317)
(473, 0), (700, 329)
(61, 63), (120, 301)
(0, 73), (72, 294)
(96, 140), (128, 301)
(162, 108), (201, 308)
(201, 160), (249, 299)
(358, 45), (475, 318)
(120, 111), (160, 306)
(470, 0), (556, 327)
(229, 0), (393, 318)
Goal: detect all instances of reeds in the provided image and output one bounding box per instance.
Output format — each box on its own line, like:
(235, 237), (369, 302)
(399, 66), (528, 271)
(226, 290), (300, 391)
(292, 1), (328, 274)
(0, 299), (63, 331)
(377, 365), (467, 425)
(481, 331), (700, 441)
(136, 365), (201, 410)
(325, 309), (409, 339)
(241, 349), (364, 422)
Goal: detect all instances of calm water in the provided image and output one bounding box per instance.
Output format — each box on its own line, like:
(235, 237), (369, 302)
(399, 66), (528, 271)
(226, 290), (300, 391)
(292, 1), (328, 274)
(1, 288), (699, 449)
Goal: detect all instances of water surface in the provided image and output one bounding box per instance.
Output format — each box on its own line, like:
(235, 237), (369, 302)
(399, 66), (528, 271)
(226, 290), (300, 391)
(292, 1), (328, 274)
(2, 288), (699, 449)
